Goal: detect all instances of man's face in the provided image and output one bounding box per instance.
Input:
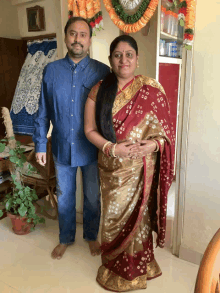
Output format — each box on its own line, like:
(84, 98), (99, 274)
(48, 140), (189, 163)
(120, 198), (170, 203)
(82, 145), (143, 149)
(65, 21), (91, 61)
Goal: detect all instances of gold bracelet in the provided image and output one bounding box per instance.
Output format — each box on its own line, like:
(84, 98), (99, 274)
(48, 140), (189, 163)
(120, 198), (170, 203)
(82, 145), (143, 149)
(151, 139), (159, 152)
(112, 143), (117, 158)
(102, 141), (111, 153)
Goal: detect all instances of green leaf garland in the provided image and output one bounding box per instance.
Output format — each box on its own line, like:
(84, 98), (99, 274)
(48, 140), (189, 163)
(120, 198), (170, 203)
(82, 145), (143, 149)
(111, 0), (151, 24)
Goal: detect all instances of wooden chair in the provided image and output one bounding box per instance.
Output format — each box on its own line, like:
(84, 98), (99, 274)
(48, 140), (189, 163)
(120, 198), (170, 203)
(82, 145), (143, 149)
(194, 228), (220, 293)
(21, 136), (58, 220)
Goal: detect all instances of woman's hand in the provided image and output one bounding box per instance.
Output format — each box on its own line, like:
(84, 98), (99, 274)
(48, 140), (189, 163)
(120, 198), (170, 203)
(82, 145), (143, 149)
(129, 139), (157, 159)
(114, 141), (140, 158)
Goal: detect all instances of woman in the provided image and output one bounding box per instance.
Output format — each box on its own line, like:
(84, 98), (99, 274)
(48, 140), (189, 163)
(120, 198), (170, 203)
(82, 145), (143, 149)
(84, 35), (174, 292)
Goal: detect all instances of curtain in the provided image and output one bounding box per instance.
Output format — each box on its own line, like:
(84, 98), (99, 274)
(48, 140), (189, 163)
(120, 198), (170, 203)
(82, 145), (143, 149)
(10, 39), (57, 136)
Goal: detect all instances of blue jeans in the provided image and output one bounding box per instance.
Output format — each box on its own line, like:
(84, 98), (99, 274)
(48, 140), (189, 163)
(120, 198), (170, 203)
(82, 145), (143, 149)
(53, 157), (101, 244)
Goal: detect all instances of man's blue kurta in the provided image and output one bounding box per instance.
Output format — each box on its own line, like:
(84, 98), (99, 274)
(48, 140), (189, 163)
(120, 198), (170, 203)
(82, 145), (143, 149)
(33, 54), (110, 166)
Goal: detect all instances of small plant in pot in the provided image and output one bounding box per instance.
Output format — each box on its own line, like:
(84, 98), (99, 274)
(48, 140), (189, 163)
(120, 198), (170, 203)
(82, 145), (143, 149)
(0, 107), (45, 234)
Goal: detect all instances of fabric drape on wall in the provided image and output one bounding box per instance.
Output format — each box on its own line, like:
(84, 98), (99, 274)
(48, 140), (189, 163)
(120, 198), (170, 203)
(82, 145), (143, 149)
(10, 39), (57, 136)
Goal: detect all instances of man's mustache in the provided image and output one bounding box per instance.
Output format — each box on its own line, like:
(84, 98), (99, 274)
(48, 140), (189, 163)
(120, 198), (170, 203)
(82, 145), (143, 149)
(71, 42), (83, 48)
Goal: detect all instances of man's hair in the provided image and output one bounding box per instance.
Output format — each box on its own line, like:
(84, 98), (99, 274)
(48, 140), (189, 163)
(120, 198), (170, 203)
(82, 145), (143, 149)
(64, 17), (92, 38)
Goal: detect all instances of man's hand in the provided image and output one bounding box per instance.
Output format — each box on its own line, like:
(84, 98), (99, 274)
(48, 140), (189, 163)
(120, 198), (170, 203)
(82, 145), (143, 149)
(36, 152), (46, 166)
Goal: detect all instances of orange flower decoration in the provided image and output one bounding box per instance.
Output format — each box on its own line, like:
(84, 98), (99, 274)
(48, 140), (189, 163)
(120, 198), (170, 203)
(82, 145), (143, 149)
(68, 0), (103, 35)
(103, 0), (159, 33)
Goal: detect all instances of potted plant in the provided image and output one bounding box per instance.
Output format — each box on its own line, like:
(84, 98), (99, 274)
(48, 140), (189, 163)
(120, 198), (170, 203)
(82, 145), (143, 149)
(0, 107), (45, 234)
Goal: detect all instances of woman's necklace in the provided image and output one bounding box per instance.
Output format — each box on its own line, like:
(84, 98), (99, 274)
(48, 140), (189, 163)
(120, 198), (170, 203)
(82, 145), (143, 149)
(118, 77), (135, 99)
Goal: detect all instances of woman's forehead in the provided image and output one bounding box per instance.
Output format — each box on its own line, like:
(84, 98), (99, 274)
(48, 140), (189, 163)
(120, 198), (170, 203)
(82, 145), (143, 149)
(113, 42), (135, 52)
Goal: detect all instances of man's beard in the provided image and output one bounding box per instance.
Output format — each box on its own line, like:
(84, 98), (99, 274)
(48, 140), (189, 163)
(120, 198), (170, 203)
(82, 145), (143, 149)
(68, 43), (84, 58)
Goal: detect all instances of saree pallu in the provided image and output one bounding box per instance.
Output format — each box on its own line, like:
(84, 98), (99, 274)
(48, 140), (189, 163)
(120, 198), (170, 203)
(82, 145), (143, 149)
(89, 75), (175, 292)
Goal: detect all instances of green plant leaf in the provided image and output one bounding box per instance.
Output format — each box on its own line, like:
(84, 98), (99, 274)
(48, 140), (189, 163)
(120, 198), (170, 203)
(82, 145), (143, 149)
(185, 45), (192, 50)
(180, 19), (185, 27)
(24, 199), (29, 206)
(18, 161), (24, 168)
(0, 210), (3, 217)
(0, 138), (7, 142)
(18, 204), (27, 217)
(0, 143), (6, 152)
(16, 141), (21, 147)
(16, 198), (22, 204)
(30, 227), (35, 232)
(18, 148), (26, 154)
(32, 191), (38, 200)
(9, 149), (16, 156)
(25, 186), (31, 192)
(11, 174), (16, 181)
(15, 182), (22, 190)
(5, 199), (13, 210)
(9, 156), (18, 163)
(39, 218), (45, 224)
(28, 165), (36, 172)
(20, 154), (27, 162)
(18, 190), (25, 198)
(9, 136), (15, 140)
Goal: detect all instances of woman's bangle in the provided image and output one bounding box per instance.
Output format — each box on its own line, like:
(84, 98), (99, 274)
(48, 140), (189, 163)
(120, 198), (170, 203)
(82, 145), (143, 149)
(102, 141), (111, 153)
(103, 142), (118, 158)
(112, 143), (117, 158)
(105, 143), (113, 157)
(151, 139), (159, 152)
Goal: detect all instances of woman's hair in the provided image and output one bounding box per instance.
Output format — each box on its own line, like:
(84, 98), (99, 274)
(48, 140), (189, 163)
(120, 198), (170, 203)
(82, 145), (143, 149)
(95, 35), (138, 143)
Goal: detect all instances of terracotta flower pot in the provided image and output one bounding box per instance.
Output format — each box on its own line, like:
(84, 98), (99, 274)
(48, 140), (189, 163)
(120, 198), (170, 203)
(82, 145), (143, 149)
(7, 213), (33, 235)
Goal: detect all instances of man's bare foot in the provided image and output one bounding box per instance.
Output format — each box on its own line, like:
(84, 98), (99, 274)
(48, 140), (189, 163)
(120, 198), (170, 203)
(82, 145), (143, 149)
(88, 240), (101, 256)
(51, 244), (68, 260)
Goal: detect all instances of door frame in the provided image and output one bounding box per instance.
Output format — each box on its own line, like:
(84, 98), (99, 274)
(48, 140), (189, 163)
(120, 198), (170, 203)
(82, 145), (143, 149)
(172, 48), (194, 256)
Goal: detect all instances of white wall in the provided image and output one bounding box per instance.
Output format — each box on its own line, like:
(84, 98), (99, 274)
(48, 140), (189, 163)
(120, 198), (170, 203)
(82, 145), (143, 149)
(0, 0), (20, 38)
(181, 0), (220, 255)
(16, 0), (56, 37)
(131, 10), (158, 78)
(90, 1), (119, 66)
(15, 0), (63, 59)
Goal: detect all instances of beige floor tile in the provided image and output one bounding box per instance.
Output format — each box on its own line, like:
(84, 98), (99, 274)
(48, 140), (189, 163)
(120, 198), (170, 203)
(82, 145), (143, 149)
(0, 220), (35, 275)
(0, 219), (199, 293)
(146, 255), (199, 293)
(2, 217), (60, 253)
(46, 266), (105, 293)
(0, 280), (20, 293)
(0, 246), (82, 293)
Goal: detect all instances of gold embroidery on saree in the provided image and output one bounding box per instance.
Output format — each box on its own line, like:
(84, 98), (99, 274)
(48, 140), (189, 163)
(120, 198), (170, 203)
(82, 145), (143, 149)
(97, 259), (162, 292)
(141, 75), (166, 95)
(112, 76), (166, 117)
(112, 76), (143, 116)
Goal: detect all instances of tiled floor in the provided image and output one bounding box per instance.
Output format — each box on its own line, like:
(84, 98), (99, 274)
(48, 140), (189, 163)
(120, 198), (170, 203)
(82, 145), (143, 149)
(0, 216), (198, 293)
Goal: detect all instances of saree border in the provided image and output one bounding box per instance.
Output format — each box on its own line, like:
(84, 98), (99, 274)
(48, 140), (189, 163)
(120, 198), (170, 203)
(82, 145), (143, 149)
(97, 258), (162, 292)
(112, 75), (166, 116)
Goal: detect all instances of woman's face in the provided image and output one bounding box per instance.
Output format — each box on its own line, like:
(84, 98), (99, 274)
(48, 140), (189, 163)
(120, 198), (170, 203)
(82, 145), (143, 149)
(109, 41), (138, 80)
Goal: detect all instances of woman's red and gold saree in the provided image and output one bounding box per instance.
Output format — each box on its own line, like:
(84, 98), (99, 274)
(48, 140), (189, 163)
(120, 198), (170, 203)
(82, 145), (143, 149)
(88, 75), (175, 292)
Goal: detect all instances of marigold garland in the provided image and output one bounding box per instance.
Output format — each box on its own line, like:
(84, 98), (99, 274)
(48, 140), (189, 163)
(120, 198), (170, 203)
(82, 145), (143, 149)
(178, 0), (196, 47)
(103, 0), (159, 33)
(68, 0), (103, 35)
(111, 0), (151, 24)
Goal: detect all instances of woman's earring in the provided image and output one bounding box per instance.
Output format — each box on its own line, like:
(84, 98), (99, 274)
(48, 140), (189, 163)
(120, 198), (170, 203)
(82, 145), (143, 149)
(137, 61), (139, 68)
(110, 67), (112, 72)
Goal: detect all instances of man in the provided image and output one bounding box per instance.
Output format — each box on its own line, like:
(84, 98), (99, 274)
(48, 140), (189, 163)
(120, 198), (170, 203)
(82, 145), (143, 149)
(33, 17), (110, 259)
